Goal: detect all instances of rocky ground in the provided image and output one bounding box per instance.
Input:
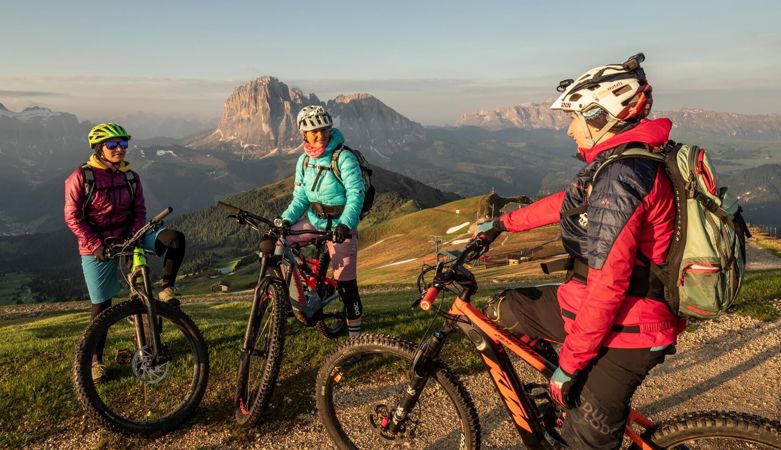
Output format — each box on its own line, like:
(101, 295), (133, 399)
(24, 243), (781, 449)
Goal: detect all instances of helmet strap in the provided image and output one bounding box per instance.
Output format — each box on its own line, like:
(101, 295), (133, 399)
(579, 113), (620, 149)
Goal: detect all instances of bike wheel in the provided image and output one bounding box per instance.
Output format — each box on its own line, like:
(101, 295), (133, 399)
(315, 298), (346, 339)
(73, 299), (209, 434)
(234, 281), (287, 426)
(316, 333), (480, 449)
(646, 411), (781, 449)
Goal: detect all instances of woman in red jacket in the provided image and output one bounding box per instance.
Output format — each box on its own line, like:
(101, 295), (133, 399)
(477, 54), (684, 449)
(64, 122), (185, 383)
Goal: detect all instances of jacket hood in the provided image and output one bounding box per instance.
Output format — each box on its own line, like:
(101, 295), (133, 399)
(579, 118), (673, 163)
(86, 154), (132, 172)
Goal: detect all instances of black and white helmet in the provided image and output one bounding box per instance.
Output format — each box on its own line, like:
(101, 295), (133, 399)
(297, 105), (333, 134)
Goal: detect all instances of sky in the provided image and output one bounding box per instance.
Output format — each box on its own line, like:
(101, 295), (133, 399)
(1, 0), (780, 128)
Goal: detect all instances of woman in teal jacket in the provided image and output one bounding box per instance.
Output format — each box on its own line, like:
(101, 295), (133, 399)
(280, 105), (365, 337)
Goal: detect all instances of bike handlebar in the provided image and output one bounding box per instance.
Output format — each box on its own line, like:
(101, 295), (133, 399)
(417, 239), (486, 310)
(151, 206), (173, 224)
(216, 201), (330, 238)
(105, 207), (172, 258)
(420, 287), (440, 311)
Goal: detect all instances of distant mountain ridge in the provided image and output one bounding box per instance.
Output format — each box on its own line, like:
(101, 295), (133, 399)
(456, 102), (781, 140)
(189, 76), (425, 158)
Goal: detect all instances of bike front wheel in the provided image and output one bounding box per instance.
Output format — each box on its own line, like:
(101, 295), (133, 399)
(234, 281), (287, 426)
(645, 411), (781, 449)
(316, 333), (481, 449)
(73, 299), (209, 434)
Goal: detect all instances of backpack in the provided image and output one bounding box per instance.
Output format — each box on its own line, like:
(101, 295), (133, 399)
(80, 164), (137, 218)
(591, 142), (750, 319)
(301, 144), (376, 219)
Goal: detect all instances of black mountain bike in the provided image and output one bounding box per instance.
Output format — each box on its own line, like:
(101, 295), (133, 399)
(72, 208), (209, 435)
(315, 239), (781, 449)
(217, 201), (348, 427)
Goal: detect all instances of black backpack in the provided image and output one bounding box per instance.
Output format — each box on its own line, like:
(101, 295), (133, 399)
(301, 145), (375, 219)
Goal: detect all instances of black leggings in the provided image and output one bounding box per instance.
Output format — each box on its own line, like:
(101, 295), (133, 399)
(155, 230), (185, 288)
(91, 300), (112, 362)
(337, 279), (362, 320)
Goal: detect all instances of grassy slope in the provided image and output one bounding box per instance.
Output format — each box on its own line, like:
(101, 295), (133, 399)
(1, 264), (780, 447)
(357, 196), (565, 286)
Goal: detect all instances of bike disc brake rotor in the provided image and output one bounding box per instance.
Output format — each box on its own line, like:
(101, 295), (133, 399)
(131, 346), (171, 384)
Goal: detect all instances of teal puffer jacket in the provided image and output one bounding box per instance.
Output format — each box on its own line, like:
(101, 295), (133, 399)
(280, 128), (365, 230)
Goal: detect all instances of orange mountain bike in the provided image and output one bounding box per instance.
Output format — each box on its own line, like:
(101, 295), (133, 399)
(315, 239), (781, 449)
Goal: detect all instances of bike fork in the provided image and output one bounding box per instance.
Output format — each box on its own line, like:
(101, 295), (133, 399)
(385, 330), (448, 434)
(130, 266), (165, 362)
(242, 255), (271, 354)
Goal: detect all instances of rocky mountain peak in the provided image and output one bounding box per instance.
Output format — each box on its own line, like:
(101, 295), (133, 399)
(188, 76), (321, 155)
(456, 102), (570, 130)
(189, 77), (425, 159)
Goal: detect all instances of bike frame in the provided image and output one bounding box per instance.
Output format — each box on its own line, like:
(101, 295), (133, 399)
(424, 295), (657, 449)
(240, 234), (340, 355)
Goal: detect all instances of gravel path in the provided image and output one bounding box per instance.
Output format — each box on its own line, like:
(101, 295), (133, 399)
(24, 243), (781, 449)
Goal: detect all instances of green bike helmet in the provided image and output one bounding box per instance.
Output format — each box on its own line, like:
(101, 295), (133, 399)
(88, 122), (132, 148)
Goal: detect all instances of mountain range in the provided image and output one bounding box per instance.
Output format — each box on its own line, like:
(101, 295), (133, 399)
(3, 77), (781, 236)
(2, 76), (781, 302)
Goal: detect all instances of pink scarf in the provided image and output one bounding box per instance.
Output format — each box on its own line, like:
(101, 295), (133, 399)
(304, 143), (326, 158)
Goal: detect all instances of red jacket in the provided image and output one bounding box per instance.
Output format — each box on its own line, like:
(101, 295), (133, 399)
(64, 156), (146, 256)
(500, 119), (683, 374)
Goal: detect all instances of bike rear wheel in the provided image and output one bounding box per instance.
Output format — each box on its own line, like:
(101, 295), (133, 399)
(645, 411), (781, 449)
(73, 299), (209, 434)
(234, 281), (287, 426)
(316, 333), (480, 449)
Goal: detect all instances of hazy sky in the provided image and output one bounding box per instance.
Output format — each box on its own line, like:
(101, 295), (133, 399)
(1, 0), (780, 126)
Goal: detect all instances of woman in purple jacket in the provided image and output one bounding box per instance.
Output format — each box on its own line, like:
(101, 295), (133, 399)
(64, 122), (185, 383)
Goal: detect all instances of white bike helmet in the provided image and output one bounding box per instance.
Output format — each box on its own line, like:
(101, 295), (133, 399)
(297, 105), (333, 135)
(551, 53), (652, 147)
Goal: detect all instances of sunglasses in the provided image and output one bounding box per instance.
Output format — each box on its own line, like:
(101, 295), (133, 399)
(103, 140), (129, 150)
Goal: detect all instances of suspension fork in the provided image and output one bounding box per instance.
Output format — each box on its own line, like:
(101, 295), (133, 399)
(242, 252), (274, 353)
(385, 326), (453, 434)
(130, 248), (164, 362)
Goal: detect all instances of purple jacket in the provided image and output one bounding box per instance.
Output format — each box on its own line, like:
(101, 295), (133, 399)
(64, 157), (146, 256)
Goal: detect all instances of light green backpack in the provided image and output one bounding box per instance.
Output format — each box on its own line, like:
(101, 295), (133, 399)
(594, 141), (750, 318)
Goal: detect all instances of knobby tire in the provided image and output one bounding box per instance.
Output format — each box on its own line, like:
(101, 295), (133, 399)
(316, 333), (481, 449)
(234, 281), (287, 427)
(646, 410), (781, 449)
(73, 299), (209, 435)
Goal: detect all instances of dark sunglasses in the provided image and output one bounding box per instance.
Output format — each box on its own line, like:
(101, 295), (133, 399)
(103, 140), (129, 150)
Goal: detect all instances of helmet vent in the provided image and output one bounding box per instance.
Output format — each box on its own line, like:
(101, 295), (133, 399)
(612, 85), (632, 96)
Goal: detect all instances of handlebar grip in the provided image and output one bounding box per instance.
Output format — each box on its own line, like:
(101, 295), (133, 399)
(151, 207), (173, 223)
(420, 287), (440, 311)
(217, 201), (241, 215)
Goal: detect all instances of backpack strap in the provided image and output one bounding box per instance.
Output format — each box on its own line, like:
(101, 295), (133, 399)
(80, 164), (96, 218)
(300, 155), (310, 180)
(330, 145), (346, 185)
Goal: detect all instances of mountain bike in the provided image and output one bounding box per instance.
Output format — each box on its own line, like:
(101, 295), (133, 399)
(72, 208), (209, 435)
(217, 201), (348, 427)
(315, 239), (781, 449)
